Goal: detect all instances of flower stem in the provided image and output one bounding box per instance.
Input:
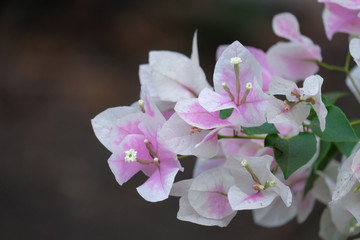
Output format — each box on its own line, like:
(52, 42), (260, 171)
(177, 155), (191, 159)
(217, 134), (265, 140)
(350, 120), (360, 127)
(315, 60), (346, 72)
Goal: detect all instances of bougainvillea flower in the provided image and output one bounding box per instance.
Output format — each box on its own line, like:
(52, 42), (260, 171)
(320, 1), (360, 40)
(319, 0), (360, 9)
(225, 155), (292, 211)
(92, 91), (183, 202)
(158, 112), (220, 158)
(217, 45), (274, 92)
(171, 168), (236, 227)
(331, 148), (360, 225)
(140, 31), (211, 106)
(267, 12), (322, 81)
(267, 75), (327, 132)
(319, 202), (360, 240)
(177, 41), (268, 130)
(253, 160), (338, 227)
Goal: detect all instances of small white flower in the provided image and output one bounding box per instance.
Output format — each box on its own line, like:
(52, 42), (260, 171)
(230, 57), (242, 64)
(125, 149), (137, 163)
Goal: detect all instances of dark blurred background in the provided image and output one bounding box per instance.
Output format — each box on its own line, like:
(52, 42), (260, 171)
(0, 0), (357, 239)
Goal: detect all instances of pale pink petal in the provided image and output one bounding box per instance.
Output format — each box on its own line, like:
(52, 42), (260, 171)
(235, 100), (268, 127)
(296, 192), (315, 223)
(341, 188), (360, 223)
(252, 197), (297, 227)
(216, 44), (228, 61)
(346, 66), (360, 103)
(188, 168), (234, 219)
(302, 75), (322, 97)
(319, 0), (360, 9)
(175, 98), (231, 129)
(266, 96), (310, 132)
(267, 42), (321, 81)
(191, 30), (199, 65)
(91, 106), (139, 151)
(350, 38), (360, 67)
(351, 149), (360, 181)
(193, 157), (226, 177)
(247, 46), (274, 91)
(319, 207), (349, 240)
(213, 41), (262, 104)
(269, 76), (298, 101)
(193, 128), (220, 158)
(272, 12), (303, 43)
(228, 185), (277, 210)
(333, 153), (358, 201)
(177, 196), (237, 227)
(198, 88), (237, 112)
(312, 160), (340, 204)
(137, 165), (180, 202)
(220, 138), (263, 157)
(302, 75), (327, 131)
(170, 179), (193, 197)
(232, 79), (268, 127)
(322, 3), (360, 40)
(139, 65), (176, 113)
(140, 87), (166, 122)
(329, 200), (359, 235)
(158, 113), (217, 158)
(108, 134), (154, 185)
(149, 51), (209, 101)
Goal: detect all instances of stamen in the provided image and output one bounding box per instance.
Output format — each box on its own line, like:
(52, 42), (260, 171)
(290, 90), (301, 99)
(264, 180), (276, 189)
(252, 184), (265, 191)
(284, 100), (290, 111)
(138, 100), (145, 113)
(241, 158), (261, 185)
(125, 149), (137, 163)
(230, 57), (242, 105)
(144, 139), (157, 157)
(222, 82), (235, 102)
(305, 96), (316, 105)
(230, 57), (242, 64)
(240, 82), (252, 104)
(154, 157), (160, 164)
(190, 126), (202, 134)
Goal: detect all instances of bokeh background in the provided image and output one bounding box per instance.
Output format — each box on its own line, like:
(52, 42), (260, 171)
(1, 0), (358, 239)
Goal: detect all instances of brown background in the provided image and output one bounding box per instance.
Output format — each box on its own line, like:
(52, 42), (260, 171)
(1, 0), (358, 239)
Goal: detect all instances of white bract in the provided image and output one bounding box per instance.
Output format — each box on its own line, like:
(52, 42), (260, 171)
(267, 75), (327, 132)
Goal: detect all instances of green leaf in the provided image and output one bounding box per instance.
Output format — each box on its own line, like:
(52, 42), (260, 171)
(323, 91), (348, 105)
(219, 108), (234, 120)
(310, 105), (359, 142)
(303, 141), (338, 196)
(335, 141), (357, 157)
(264, 132), (317, 179)
(335, 123), (360, 157)
(242, 122), (279, 135)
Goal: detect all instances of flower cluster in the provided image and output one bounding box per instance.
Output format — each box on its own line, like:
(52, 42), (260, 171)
(92, 2), (360, 239)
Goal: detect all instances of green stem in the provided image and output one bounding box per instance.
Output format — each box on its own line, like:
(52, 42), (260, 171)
(351, 120), (360, 127)
(315, 60), (346, 72)
(177, 155), (191, 159)
(218, 134), (265, 140)
(345, 51), (351, 71)
(272, 164), (279, 174)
